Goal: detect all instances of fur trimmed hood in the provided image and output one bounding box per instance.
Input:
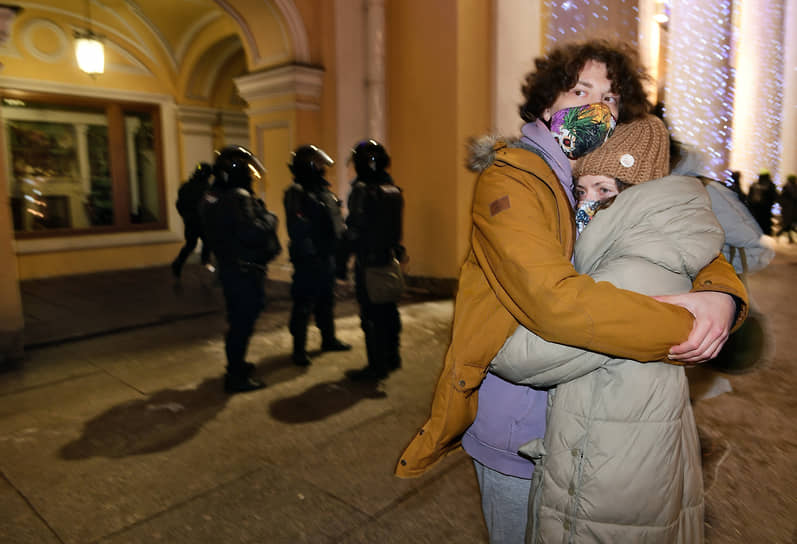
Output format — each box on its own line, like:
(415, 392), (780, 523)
(465, 135), (529, 172)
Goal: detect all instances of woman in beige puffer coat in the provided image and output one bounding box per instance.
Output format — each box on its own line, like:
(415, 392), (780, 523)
(491, 174), (724, 543)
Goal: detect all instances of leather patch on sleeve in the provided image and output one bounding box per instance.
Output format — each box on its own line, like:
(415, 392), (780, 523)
(489, 195), (510, 216)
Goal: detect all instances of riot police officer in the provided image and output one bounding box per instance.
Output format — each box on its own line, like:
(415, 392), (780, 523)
(344, 140), (405, 381)
(200, 146), (281, 393)
(284, 145), (351, 366)
(172, 162), (213, 278)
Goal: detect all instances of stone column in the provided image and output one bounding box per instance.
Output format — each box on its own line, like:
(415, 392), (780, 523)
(234, 64), (324, 260)
(493, 0), (542, 135)
(365, 0), (386, 144)
(177, 106), (218, 180)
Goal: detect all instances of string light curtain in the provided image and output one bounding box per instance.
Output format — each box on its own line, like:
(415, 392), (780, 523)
(664, 0), (736, 183)
(544, 0), (640, 48)
(729, 0), (786, 188)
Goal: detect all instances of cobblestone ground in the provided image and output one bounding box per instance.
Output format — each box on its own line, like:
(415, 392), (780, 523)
(690, 241), (797, 543)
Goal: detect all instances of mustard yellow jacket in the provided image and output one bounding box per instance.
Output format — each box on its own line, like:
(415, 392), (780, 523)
(395, 142), (747, 478)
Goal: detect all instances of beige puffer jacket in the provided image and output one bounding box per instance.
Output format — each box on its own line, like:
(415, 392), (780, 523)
(491, 176), (724, 543)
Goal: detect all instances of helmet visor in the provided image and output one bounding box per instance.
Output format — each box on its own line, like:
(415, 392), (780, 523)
(247, 154), (267, 180)
(312, 145), (335, 168)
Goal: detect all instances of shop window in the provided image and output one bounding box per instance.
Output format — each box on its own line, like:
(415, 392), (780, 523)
(2, 92), (166, 236)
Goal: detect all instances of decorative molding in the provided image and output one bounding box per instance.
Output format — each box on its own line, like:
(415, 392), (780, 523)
(234, 64), (324, 104)
(120, 0), (177, 71)
(102, 38), (153, 76)
(217, 0), (309, 67)
(215, 0), (260, 65)
(175, 11), (223, 65)
(201, 39), (243, 99)
(177, 105), (218, 126)
(21, 18), (67, 62)
(220, 110), (248, 129)
(0, 75), (174, 104)
(245, 102), (320, 117)
(272, 0), (310, 63)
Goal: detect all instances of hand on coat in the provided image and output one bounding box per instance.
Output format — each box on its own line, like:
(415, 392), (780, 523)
(652, 291), (735, 364)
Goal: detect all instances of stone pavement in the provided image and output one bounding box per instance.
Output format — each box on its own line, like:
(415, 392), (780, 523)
(6, 262), (486, 544)
(2, 243), (797, 543)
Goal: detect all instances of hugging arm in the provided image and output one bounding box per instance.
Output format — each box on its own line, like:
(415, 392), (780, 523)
(490, 324), (614, 387)
(470, 164), (693, 362)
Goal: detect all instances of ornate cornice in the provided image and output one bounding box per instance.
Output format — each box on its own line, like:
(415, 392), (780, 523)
(234, 64), (324, 104)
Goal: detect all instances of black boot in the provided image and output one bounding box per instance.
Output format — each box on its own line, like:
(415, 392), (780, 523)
(171, 258), (182, 279)
(224, 374), (266, 394)
(292, 336), (311, 367)
(321, 338), (352, 352)
(346, 365), (388, 382)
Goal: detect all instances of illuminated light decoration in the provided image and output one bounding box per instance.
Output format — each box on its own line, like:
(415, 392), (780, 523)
(74, 30), (104, 75)
(544, 0), (641, 53)
(728, 0), (786, 190)
(664, 0), (735, 183)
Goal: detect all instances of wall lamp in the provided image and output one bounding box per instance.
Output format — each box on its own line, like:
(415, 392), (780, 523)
(74, 0), (104, 75)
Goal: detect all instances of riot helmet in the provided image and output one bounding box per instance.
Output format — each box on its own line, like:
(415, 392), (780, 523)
(288, 144), (334, 185)
(212, 146), (266, 189)
(350, 139), (390, 180)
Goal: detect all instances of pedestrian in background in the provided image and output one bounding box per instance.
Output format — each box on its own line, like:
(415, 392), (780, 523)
(747, 170), (778, 235)
(728, 170), (746, 203)
(200, 146), (281, 394)
(776, 174), (797, 243)
(284, 145), (351, 367)
(343, 140), (405, 381)
(172, 162), (213, 278)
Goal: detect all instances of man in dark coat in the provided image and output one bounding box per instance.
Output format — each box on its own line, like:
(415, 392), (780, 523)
(747, 171), (778, 235)
(284, 145), (351, 367)
(172, 162), (213, 278)
(776, 174), (797, 243)
(343, 140), (405, 381)
(200, 146), (281, 393)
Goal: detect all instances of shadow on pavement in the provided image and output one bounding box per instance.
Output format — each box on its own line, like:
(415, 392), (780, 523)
(59, 377), (229, 459)
(269, 377), (386, 423)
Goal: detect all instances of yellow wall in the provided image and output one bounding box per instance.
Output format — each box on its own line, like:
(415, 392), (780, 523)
(456, 1), (492, 268)
(4, 0), (490, 284)
(387, 0), (491, 280)
(16, 243), (180, 279)
(2, 2), (269, 280)
(0, 112), (23, 359)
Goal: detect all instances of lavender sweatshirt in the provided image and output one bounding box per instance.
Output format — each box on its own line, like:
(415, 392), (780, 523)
(461, 120), (575, 478)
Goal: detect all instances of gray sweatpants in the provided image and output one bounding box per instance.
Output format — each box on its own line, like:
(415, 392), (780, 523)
(473, 459), (531, 544)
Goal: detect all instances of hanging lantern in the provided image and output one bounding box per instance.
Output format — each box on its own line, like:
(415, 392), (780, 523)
(74, 30), (104, 75)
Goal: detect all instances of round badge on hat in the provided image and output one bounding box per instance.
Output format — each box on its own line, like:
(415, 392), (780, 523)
(620, 153), (635, 168)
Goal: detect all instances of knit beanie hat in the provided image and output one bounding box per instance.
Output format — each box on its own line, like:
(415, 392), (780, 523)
(572, 114), (670, 185)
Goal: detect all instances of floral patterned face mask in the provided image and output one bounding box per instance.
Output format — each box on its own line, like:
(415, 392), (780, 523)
(575, 199), (602, 234)
(549, 103), (616, 160)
